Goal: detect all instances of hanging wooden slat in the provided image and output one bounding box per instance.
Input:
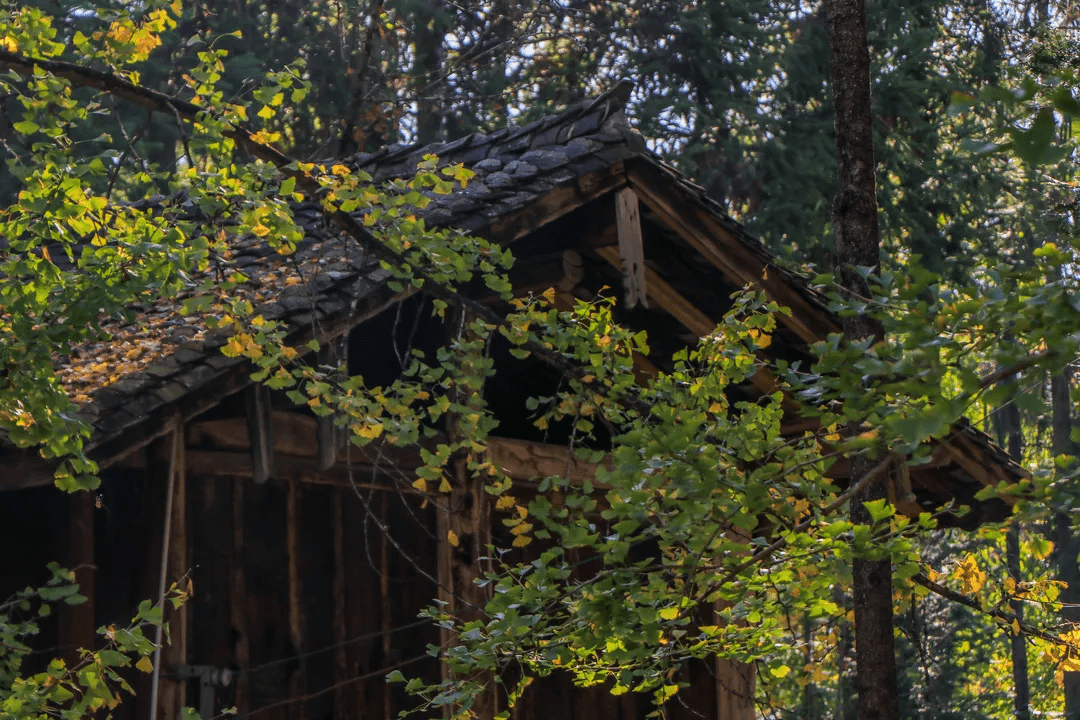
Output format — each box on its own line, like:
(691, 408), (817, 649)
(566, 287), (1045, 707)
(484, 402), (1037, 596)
(614, 187), (648, 309)
(317, 340), (345, 471)
(246, 383), (275, 483)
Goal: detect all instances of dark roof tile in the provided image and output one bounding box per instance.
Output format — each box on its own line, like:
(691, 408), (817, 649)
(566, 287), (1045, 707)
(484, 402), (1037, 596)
(459, 143), (495, 165)
(175, 363), (219, 391)
(486, 172), (514, 189)
(520, 149), (569, 171)
(93, 408), (137, 435)
(531, 125), (564, 148)
(569, 110), (606, 138)
(474, 158), (504, 172)
(453, 214), (491, 233)
(89, 386), (127, 413)
(492, 134), (532, 155)
(123, 392), (165, 420)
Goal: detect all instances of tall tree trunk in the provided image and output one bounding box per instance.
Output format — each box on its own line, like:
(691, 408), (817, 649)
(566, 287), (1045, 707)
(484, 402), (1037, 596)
(413, 1), (447, 144)
(823, 2), (899, 719)
(1052, 370), (1080, 719)
(998, 392), (1031, 720)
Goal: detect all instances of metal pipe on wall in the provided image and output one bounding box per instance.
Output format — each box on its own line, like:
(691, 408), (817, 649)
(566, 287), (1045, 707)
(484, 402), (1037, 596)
(148, 423), (181, 720)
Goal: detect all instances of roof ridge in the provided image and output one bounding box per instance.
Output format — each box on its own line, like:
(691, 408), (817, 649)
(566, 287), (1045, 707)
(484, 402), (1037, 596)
(340, 80), (643, 176)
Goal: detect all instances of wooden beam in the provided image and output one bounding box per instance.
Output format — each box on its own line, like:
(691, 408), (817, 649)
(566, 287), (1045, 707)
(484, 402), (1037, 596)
(190, 411), (617, 491)
(286, 480), (307, 720)
(484, 164), (627, 244)
(186, 449), (423, 489)
(627, 161), (840, 346)
(245, 384), (275, 483)
(331, 487), (348, 720)
(231, 476), (250, 715)
(614, 187), (648, 309)
(487, 437), (611, 488)
(594, 245), (799, 414)
(190, 411), (324, 458)
(715, 528), (756, 720)
(438, 311), (498, 719)
(715, 641), (756, 718)
(58, 490), (95, 668)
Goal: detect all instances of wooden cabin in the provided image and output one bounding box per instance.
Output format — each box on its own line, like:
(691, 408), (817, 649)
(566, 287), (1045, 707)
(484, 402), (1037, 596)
(0, 86), (1022, 720)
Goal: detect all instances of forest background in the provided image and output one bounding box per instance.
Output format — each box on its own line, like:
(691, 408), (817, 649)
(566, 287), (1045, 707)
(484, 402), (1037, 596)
(4, 0), (1080, 718)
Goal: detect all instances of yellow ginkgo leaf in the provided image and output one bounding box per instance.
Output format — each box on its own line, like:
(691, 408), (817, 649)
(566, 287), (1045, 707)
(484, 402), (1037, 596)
(447, 530), (459, 547)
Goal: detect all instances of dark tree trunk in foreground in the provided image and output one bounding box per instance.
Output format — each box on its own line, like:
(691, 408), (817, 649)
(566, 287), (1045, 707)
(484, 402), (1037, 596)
(998, 393), (1030, 720)
(1051, 370), (1080, 719)
(824, 2), (899, 719)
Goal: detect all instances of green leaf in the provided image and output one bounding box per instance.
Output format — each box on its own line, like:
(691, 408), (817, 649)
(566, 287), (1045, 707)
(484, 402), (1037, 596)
(863, 499), (894, 523)
(1009, 108), (1058, 165)
(13, 120), (40, 134)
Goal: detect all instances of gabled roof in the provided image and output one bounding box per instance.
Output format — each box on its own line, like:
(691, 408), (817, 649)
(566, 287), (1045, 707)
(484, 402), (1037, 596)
(2, 85), (1024, 522)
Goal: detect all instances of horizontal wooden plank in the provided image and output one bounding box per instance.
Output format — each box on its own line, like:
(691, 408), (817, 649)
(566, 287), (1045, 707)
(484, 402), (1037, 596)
(188, 411), (323, 458)
(488, 437), (611, 488)
(188, 411), (614, 489)
(185, 449), (422, 487)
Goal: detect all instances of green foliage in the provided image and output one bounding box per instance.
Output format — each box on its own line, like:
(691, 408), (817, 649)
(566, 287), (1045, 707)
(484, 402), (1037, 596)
(5, 1), (1080, 718)
(0, 561), (188, 719)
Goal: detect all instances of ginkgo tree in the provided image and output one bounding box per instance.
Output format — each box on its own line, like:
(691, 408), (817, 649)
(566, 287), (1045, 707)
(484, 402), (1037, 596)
(5, 1), (1080, 719)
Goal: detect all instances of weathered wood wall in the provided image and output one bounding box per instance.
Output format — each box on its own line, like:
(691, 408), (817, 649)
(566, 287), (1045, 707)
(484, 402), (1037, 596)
(184, 472), (443, 719)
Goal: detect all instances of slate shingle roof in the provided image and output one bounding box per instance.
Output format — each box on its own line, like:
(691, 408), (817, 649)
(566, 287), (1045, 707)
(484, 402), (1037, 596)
(43, 84), (658, 463)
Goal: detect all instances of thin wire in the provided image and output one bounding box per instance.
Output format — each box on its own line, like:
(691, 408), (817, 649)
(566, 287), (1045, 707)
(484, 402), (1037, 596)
(240, 653), (431, 720)
(242, 617), (432, 675)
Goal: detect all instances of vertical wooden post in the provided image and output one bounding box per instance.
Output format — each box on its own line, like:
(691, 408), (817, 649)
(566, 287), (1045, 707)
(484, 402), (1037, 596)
(287, 479), (308, 720)
(58, 490), (95, 667)
(157, 426), (189, 720)
(380, 494), (394, 720)
(332, 487), (348, 720)
(436, 310), (497, 719)
(716, 528), (755, 720)
(232, 476), (251, 715)
(436, 461), (494, 716)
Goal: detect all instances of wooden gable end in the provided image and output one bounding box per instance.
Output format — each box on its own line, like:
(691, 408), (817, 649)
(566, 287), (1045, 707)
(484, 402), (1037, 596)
(468, 155), (1015, 528)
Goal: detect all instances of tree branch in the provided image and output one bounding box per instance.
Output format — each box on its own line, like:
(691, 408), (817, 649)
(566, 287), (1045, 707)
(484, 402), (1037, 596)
(0, 49), (653, 417)
(912, 572), (1073, 648)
